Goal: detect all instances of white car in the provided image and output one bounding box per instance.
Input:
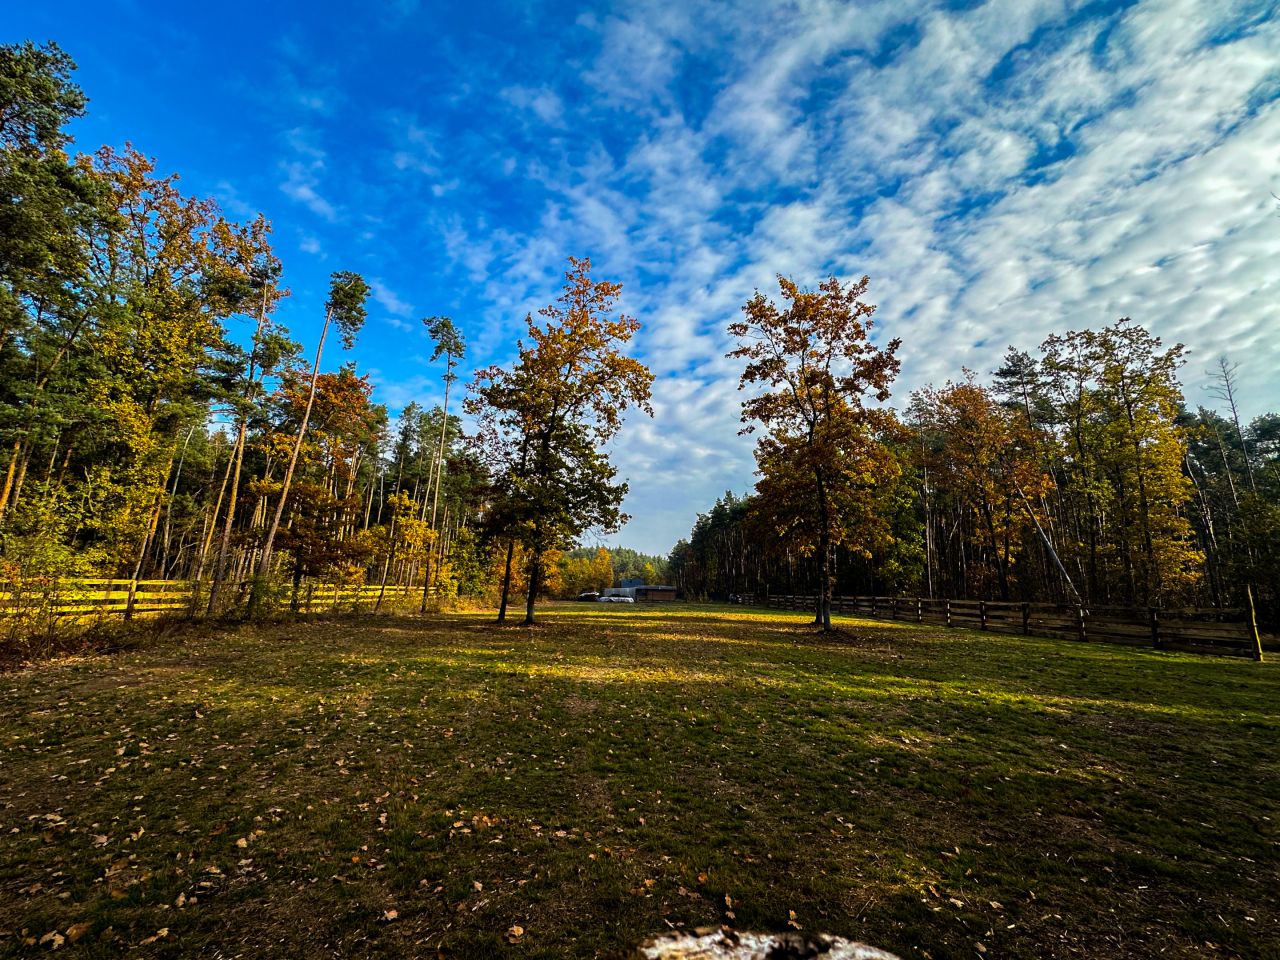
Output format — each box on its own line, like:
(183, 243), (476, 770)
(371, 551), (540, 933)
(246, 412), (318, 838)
(597, 595), (635, 603)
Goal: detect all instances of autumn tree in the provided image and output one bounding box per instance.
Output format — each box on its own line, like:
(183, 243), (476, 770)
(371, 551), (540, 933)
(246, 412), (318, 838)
(1041, 319), (1201, 604)
(467, 257), (653, 624)
(256, 271), (369, 585)
(910, 377), (1055, 600)
(729, 275), (901, 630)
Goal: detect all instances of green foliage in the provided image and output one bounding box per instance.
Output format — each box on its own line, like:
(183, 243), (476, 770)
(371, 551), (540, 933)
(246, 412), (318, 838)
(0, 41), (86, 151)
(0, 483), (102, 645)
(448, 527), (488, 597)
(326, 271), (369, 349)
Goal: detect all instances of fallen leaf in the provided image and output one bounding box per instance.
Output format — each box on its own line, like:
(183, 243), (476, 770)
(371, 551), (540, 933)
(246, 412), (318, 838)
(506, 925), (524, 943)
(138, 928), (169, 946)
(382, 910), (399, 922)
(65, 923), (90, 943)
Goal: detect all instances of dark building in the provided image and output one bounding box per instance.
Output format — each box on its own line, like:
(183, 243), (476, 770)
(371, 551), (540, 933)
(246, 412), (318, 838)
(634, 585), (677, 602)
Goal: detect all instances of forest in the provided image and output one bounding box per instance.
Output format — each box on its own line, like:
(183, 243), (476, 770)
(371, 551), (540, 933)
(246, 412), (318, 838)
(1, 40), (1275, 642)
(671, 300), (1279, 630)
(2, 24), (1278, 960)
(0, 41), (666, 635)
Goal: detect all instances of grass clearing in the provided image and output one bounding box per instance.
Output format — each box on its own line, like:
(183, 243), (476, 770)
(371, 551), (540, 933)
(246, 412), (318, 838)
(1, 603), (1277, 958)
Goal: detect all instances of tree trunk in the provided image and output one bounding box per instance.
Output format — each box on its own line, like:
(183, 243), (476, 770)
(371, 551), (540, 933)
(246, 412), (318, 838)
(419, 555), (432, 614)
(0, 437), (22, 525)
(430, 371), (452, 529)
(375, 515), (397, 613)
(815, 470), (832, 631)
(258, 305), (334, 580)
(206, 423), (247, 614)
(524, 538), (540, 626)
(497, 539), (515, 623)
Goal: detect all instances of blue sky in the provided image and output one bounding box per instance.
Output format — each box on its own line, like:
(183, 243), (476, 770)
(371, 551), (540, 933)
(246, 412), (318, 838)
(10, 0), (1280, 555)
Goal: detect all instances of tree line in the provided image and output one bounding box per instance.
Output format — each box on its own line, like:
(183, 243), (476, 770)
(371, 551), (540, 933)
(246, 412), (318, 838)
(671, 277), (1279, 631)
(0, 41), (654, 630)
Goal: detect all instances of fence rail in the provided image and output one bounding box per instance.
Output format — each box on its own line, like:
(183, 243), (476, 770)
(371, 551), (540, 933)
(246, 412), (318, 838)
(0, 578), (427, 629)
(744, 594), (1264, 660)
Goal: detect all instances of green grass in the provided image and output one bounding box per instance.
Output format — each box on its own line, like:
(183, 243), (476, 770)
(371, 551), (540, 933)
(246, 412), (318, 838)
(1, 603), (1277, 958)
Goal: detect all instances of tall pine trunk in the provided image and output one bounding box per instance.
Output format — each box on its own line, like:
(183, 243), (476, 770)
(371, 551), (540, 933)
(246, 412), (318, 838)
(257, 304), (335, 582)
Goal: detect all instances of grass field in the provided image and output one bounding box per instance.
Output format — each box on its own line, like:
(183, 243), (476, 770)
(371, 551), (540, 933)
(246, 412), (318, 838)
(1, 604), (1277, 958)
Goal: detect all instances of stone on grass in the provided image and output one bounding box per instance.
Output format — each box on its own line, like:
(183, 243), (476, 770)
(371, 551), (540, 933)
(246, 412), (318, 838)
(637, 928), (900, 960)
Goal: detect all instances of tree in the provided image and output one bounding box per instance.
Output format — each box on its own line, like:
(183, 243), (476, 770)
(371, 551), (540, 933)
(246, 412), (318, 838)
(0, 42), (106, 525)
(205, 216), (292, 614)
(0, 42), (86, 151)
(728, 275), (900, 630)
(910, 377), (1055, 600)
(421, 315), (465, 610)
(1040, 319), (1201, 605)
(467, 257), (653, 624)
(256, 271), (368, 583)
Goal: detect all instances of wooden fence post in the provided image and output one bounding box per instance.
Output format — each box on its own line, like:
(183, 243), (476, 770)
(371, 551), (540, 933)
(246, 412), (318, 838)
(916, 598), (923, 624)
(1246, 586), (1264, 662)
(979, 600), (988, 631)
(1076, 605), (1087, 642)
(124, 578), (139, 622)
(944, 599), (952, 628)
(1149, 607), (1162, 650)
(1021, 602), (1030, 636)
(891, 597), (898, 620)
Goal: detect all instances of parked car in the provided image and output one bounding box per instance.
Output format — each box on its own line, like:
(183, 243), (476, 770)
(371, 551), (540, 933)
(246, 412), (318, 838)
(597, 595), (635, 603)
(576, 591), (600, 602)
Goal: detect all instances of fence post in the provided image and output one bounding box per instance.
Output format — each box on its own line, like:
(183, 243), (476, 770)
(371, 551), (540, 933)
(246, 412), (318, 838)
(1021, 602), (1030, 636)
(916, 598), (923, 624)
(944, 599), (952, 628)
(124, 578), (139, 622)
(871, 595), (878, 617)
(1076, 605), (1086, 642)
(979, 600), (988, 631)
(1246, 586), (1264, 662)
(891, 597), (898, 621)
(1149, 607), (1162, 650)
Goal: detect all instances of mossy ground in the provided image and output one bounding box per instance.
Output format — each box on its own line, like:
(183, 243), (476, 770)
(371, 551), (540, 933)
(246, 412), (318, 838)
(1, 603), (1276, 958)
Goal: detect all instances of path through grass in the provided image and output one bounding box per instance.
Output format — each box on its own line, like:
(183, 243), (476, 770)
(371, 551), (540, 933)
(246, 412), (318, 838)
(1, 604), (1276, 958)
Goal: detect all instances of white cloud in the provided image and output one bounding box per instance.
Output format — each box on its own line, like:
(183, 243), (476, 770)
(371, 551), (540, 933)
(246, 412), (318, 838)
(278, 128), (337, 221)
(369, 278), (413, 318)
(327, 0), (1280, 553)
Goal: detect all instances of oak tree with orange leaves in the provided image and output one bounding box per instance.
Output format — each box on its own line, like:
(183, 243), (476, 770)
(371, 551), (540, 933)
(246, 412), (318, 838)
(468, 257), (653, 625)
(729, 275), (901, 631)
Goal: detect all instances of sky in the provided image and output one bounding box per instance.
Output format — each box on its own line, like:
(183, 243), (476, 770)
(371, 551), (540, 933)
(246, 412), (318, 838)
(10, 0), (1280, 555)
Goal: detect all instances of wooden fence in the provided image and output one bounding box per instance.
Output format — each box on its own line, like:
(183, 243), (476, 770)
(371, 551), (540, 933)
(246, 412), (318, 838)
(0, 578), (423, 630)
(746, 594), (1265, 660)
